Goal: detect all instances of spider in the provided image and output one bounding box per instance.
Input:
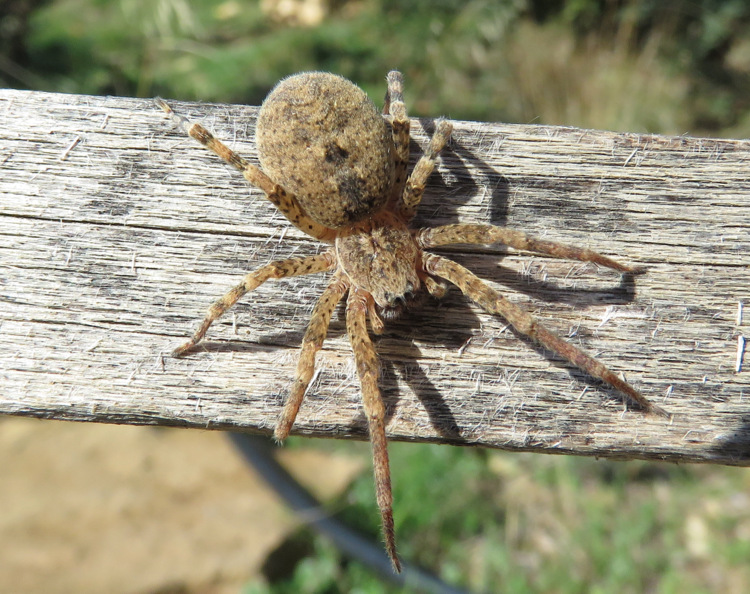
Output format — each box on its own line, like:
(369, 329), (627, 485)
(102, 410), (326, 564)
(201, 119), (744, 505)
(158, 71), (667, 572)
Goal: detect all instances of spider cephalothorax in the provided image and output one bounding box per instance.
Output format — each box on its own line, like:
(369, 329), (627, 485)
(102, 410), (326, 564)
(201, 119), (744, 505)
(159, 71), (666, 572)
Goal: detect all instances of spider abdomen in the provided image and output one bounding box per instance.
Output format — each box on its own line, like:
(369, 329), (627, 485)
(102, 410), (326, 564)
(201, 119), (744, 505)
(256, 72), (395, 229)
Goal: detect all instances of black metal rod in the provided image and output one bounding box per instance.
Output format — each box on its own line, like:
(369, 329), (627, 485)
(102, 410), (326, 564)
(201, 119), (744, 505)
(228, 432), (470, 593)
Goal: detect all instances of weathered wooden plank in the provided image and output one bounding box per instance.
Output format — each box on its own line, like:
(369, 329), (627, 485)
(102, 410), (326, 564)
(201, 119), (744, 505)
(1, 88), (748, 465)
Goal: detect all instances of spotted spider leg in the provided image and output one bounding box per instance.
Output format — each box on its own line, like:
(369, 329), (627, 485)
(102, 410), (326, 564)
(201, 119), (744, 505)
(275, 272), (350, 440)
(421, 252), (668, 417)
(418, 224), (643, 273)
(157, 99), (336, 243)
(173, 253), (335, 357)
(383, 70), (410, 207)
(399, 119), (453, 221)
(346, 287), (400, 572)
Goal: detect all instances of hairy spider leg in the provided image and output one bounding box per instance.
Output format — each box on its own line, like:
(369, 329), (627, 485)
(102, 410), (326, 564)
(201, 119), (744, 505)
(383, 70), (410, 208)
(400, 119), (453, 221)
(417, 223), (645, 273)
(275, 273), (350, 440)
(157, 99), (336, 243)
(423, 253), (667, 417)
(173, 252), (336, 357)
(346, 288), (400, 573)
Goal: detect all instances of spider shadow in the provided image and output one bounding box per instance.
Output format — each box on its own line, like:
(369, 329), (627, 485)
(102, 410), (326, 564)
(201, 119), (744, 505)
(173, 339), (288, 355)
(178, 263), (643, 436)
(474, 263), (642, 307)
(179, 117), (649, 434)
(186, 291), (481, 443)
(708, 416), (750, 463)
(377, 346), (465, 443)
(499, 267), (647, 410)
(178, 118), (511, 439)
(411, 118), (511, 229)
(406, 117), (648, 411)
(416, 116), (641, 300)
(353, 296), (480, 444)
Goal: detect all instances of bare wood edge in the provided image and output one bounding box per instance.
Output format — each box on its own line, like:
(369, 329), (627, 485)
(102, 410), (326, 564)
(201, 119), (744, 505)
(0, 88), (748, 466)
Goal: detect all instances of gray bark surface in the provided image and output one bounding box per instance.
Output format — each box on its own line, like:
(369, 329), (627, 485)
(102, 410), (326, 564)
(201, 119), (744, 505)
(1, 88), (748, 465)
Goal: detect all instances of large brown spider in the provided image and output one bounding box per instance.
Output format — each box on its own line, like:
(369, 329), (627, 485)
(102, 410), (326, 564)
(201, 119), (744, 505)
(158, 71), (666, 572)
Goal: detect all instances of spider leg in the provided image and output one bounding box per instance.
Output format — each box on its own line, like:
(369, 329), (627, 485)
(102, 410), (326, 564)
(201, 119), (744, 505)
(275, 272), (350, 440)
(173, 251), (336, 357)
(383, 71), (410, 206)
(400, 119), (453, 221)
(423, 253), (668, 417)
(156, 99), (336, 243)
(418, 223), (643, 273)
(346, 288), (401, 573)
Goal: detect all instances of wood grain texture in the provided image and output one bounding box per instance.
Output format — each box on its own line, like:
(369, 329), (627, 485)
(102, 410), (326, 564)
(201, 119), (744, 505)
(1, 88), (748, 465)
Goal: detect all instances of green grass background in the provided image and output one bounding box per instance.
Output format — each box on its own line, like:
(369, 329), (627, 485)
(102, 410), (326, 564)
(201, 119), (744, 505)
(4, 1), (750, 592)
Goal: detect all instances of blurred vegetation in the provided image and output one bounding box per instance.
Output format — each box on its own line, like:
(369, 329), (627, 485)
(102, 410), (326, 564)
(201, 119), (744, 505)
(3, 0), (750, 135)
(254, 439), (750, 593)
(3, 0), (750, 592)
